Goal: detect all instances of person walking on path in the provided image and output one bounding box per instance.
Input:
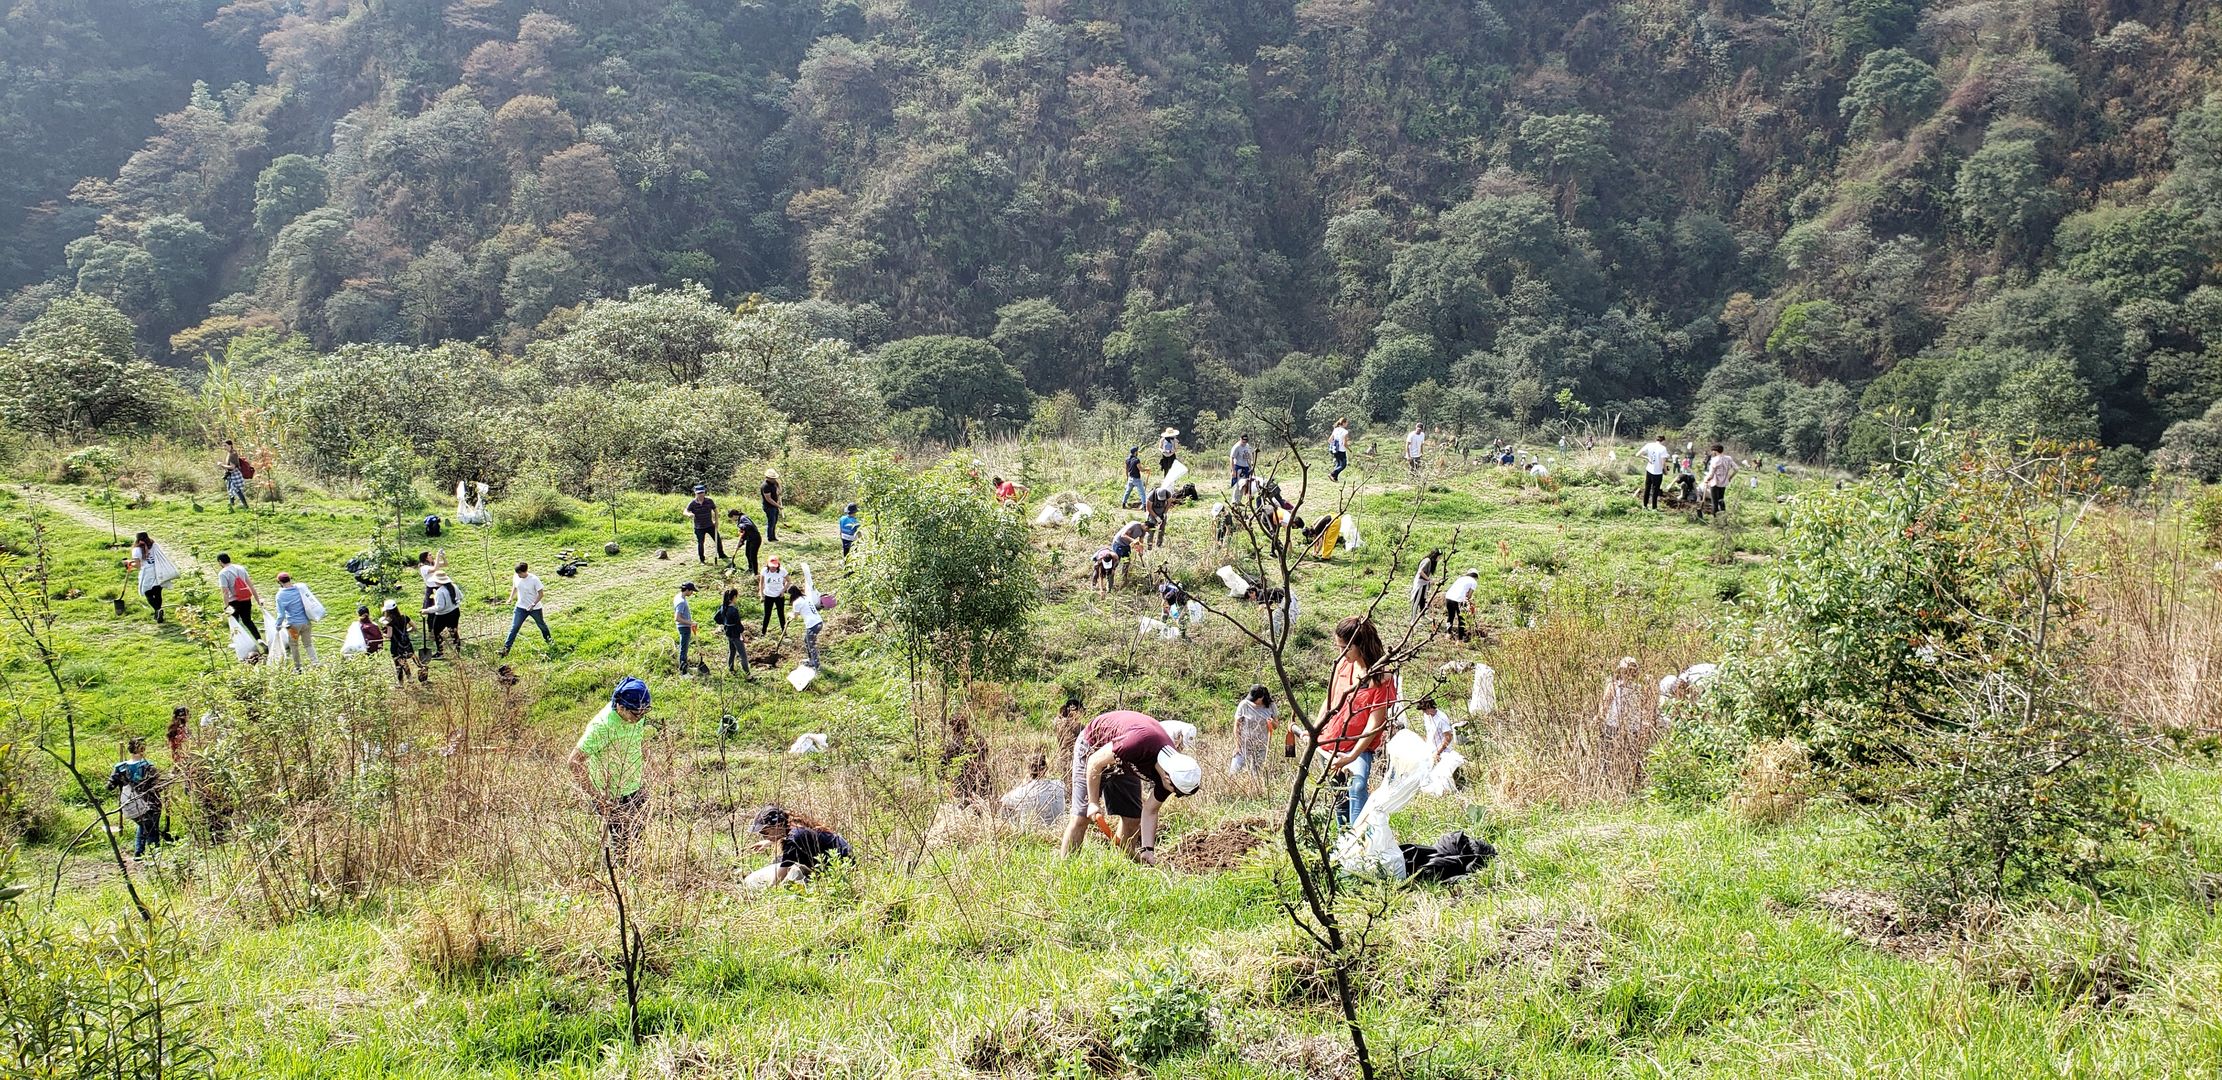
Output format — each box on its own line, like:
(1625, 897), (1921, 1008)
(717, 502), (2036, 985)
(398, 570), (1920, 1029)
(1442, 568), (1479, 642)
(502, 562), (552, 656)
(1229, 434), (1256, 489)
(711, 587), (753, 678)
(1121, 447), (1146, 508)
(221, 439), (251, 510)
(1702, 444), (1738, 517)
(730, 508), (763, 576)
(1329, 419), (1351, 481)
(570, 677), (653, 860)
(273, 571), (323, 670)
(1321, 617), (1395, 826)
(760, 469), (784, 542)
(759, 556), (790, 636)
(838, 504), (861, 568)
(1230, 685), (1276, 776)
(1405, 424), (1426, 473)
(215, 553), (263, 649)
(674, 582), (699, 674)
(108, 737), (163, 858)
(380, 600), (424, 685)
(126, 532), (178, 623)
(425, 569), (463, 657)
(1638, 434), (1670, 510)
(685, 485), (726, 563)
(1058, 709), (1203, 865)
(1157, 428), (1180, 476)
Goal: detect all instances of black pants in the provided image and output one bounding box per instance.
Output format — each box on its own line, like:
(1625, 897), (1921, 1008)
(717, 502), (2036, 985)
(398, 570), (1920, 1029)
(762, 503), (781, 542)
(761, 594), (786, 634)
(144, 585), (163, 622)
(725, 631), (750, 675)
(1709, 484), (1728, 514)
(1159, 454), (1176, 475)
(1445, 599), (1467, 640)
(229, 599), (261, 640)
(1642, 472), (1664, 508)
(742, 537), (761, 576)
(695, 526), (725, 562)
(430, 611), (461, 654)
(602, 788), (647, 860)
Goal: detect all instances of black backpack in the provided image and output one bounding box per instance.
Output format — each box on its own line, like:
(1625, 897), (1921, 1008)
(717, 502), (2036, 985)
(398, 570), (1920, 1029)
(423, 514), (442, 537)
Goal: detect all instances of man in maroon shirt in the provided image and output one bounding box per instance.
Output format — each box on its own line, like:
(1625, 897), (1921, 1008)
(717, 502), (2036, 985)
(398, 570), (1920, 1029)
(1058, 709), (1203, 865)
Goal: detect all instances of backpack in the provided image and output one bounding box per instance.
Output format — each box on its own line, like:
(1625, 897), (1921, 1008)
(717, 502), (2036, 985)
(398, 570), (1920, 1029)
(237, 458), (256, 479)
(423, 514), (442, 537)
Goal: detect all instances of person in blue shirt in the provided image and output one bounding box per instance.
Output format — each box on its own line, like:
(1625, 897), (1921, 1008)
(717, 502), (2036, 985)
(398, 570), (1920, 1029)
(837, 504), (861, 569)
(108, 738), (163, 857)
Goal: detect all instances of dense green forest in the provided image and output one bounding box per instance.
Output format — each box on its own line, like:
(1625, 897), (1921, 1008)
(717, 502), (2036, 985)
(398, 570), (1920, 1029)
(8, 0), (2222, 471)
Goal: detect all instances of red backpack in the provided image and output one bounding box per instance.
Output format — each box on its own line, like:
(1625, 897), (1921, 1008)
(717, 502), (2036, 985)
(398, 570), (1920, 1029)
(237, 457), (256, 479)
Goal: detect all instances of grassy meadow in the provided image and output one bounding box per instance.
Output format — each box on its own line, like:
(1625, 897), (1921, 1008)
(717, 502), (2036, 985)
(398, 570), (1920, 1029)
(10, 437), (2222, 1079)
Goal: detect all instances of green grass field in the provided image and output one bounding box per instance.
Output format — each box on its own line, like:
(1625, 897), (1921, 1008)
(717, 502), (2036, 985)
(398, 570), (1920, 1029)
(14, 440), (2222, 1079)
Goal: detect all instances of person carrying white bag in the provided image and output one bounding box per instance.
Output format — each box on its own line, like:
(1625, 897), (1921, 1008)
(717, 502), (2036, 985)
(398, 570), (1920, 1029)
(271, 572), (325, 671)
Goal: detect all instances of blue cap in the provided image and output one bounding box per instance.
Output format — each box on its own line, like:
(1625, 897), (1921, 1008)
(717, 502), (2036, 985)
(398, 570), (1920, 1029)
(693, 484), (707, 493)
(612, 677), (650, 710)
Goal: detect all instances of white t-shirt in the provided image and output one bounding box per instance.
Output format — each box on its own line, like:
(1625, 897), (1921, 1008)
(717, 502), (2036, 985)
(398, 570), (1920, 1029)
(1443, 574), (1479, 604)
(1405, 430), (1425, 459)
(761, 567), (788, 598)
(512, 573), (544, 610)
(1414, 707), (1455, 749)
(1640, 441), (1670, 476)
(1330, 426), (1348, 452)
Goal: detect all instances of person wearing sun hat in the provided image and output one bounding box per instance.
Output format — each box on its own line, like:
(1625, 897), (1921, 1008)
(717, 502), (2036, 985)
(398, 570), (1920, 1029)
(1057, 709), (1203, 865)
(1157, 428), (1180, 476)
(570, 677), (654, 859)
(759, 468), (784, 542)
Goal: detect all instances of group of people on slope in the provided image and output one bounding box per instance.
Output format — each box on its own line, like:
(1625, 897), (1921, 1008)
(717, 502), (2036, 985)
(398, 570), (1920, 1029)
(675, 553), (831, 679)
(680, 473), (792, 573)
(1636, 434), (1741, 516)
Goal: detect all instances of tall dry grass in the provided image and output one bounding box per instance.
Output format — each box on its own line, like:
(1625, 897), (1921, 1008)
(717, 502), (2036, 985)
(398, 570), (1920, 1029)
(2080, 504), (2222, 735)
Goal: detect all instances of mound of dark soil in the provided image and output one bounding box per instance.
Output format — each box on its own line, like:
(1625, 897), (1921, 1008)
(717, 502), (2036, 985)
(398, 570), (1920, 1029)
(1162, 816), (1274, 873)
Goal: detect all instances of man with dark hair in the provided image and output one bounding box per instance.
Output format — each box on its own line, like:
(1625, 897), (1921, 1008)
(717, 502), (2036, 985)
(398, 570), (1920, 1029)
(684, 484), (725, 563)
(1702, 444), (1738, 516)
(214, 553), (263, 650)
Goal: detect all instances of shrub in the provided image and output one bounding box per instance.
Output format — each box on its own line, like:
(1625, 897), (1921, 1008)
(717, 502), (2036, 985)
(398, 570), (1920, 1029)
(500, 481), (574, 529)
(155, 468), (202, 494)
(767, 450), (849, 515)
(52, 446), (123, 485)
(1727, 738), (1812, 824)
(2187, 485), (2222, 551)
(1106, 961), (1211, 1063)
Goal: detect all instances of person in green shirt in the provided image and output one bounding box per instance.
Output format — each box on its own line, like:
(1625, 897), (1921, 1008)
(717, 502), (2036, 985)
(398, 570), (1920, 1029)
(569, 676), (653, 859)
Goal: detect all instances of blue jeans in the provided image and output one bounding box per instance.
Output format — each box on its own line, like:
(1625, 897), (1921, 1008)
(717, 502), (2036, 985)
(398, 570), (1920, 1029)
(1331, 450), (1348, 480)
(677, 625), (693, 670)
(1121, 477), (1145, 507)
(132, 814), (159, 857)
(504, 607), (550, 651)
(1336, 750), (1375, 826)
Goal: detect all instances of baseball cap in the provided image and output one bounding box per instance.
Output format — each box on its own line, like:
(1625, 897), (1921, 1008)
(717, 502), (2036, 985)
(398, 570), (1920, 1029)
(611, 677), (651, 710)
(1158, 747), (1202, 796)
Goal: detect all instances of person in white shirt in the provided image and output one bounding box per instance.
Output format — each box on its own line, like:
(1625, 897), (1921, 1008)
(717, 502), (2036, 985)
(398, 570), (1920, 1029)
(1638, 435), (1671, 509)
(789, 562), (826, 668)
(1702, 443), (1738, 516)
(1230, 685), (1276, 775)
(1405, 424), (1425, 471)
(674, 582), (699, 673)
(1442, 569), (1479, 641)
(502, 562), (551, 656)
(759, 557), (790, 635)
(1329, 419), (1351, 481)
(424, 569), (462, 657)
(1409, 696), (1455, 762)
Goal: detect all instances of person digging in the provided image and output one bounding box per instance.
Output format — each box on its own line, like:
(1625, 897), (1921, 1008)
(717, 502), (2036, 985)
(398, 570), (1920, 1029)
(1057, 709), (1203, 866)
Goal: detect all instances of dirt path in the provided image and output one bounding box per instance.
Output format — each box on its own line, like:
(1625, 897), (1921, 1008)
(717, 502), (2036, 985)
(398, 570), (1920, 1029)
(21, 485), (201, 572)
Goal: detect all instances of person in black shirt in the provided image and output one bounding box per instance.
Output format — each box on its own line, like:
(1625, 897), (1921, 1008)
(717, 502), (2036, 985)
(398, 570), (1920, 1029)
(711, 587), (752, 678)
(729, 509), (763, 576)
(1121, 447), (1145, 508)
(759, 469), (784, 543)
(684, 484), (725, 563)
(1143, 486), (1172, 545)
(746, 804), (852, 887)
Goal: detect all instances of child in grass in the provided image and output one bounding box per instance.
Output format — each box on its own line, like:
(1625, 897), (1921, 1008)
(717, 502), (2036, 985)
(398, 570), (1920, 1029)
(711, 587), (752, 678)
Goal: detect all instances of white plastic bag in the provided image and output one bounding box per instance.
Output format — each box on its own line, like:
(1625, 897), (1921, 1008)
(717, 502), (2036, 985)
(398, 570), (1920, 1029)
(298, 583), (326, 623)
(1468, 663), (1496, 717)
(1216, 565), (1251, 596)
(1186, 600), (1204, 624)
(1137, 616), (1180, 641)
(1161, 720), (1199, 751)
(1332, 730), (1433, 879)
(742, 864), (783, 888)
(788, 732), (829, 754)
(1033, 504), (1069, 527)
(1070, 502), (1094, 527)
(1339, 513), (1362, 550)
(340, 622), (367, 656)
(1160, 460), (1188, 491)
(787, 665), (818, 691)
(1421, 749), (1465, 797)
(263, 606), (283, 646)
(228, 618), (258, 662)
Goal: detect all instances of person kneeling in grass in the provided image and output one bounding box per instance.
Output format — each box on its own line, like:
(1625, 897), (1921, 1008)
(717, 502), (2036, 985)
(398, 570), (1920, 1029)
(744, 804), (852, 887)
(1058, 709), (1203, 866)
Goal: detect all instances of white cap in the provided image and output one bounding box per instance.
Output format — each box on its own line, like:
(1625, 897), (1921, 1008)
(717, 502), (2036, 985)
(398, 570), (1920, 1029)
(1158, 747), (1202, 796)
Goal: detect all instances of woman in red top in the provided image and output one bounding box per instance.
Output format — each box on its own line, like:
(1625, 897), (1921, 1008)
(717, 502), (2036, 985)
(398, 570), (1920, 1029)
(1058, 709), (1203, 865)
(1318, 617), (1394, 825)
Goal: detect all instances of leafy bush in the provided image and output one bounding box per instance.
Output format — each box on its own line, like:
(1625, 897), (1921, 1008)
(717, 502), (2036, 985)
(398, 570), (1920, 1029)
(0, 907), (214, 1078)
(154, 468), (202, 494)
(52, 445), (123, 484)
(500, 481), (574, 529)
(2187, 485), (2222, 551)
(1106, 962), (1211, 1063)
(767, 450), (849, 514)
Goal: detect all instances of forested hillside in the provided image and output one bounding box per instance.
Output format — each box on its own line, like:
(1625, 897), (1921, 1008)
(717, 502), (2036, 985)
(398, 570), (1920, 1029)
(9, 0), (2222, 469)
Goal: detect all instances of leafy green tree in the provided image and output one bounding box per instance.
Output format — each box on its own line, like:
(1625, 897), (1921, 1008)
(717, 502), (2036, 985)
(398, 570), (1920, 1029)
(1840, 48), (1941, 136)
(1691, 350), (1791, 452)
(1778, 380), (1855, 462)
(989, 298), (1078, 394)
(529, 283), (730, 387)
(358, 440), (427, 527)
(853, 452), (1040, 693)
(2055, 203), (2205, 305)
(2159, 401), (2222, 480)
(877, 335), (1030, 443)
(1764, 299), (1857, 380)
(1354, 329), (1442, 419)
(253, 155), (328, 237)
(710, 302), (883, 447)
(0, 294), (175, 439)
(1955, 132), (2060, 249)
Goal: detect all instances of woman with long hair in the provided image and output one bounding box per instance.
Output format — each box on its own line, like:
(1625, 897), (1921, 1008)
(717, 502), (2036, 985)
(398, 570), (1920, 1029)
(1319, 616), (1395, 825)
(745, 804), (852, 887)
(126, 532), (178, 623)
